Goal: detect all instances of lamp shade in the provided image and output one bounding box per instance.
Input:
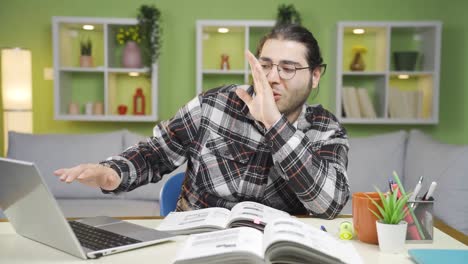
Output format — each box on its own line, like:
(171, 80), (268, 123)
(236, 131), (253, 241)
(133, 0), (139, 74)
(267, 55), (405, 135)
(1, 48), (32, 110)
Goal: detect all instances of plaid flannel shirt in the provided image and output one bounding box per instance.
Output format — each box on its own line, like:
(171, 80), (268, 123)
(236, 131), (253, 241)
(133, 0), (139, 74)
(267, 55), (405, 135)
(102, 84), (350, 219)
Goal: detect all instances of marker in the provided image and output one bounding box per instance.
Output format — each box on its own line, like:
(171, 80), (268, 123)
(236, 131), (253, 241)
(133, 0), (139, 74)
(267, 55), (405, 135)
(424, 182), (437, 200)
(320, 225), (327, 232)
(409, 176), (423, 202)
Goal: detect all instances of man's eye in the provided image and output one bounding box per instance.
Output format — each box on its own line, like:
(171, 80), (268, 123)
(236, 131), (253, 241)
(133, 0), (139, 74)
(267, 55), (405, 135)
(280, 66), (295, 73)
(260, 64), (272, 70)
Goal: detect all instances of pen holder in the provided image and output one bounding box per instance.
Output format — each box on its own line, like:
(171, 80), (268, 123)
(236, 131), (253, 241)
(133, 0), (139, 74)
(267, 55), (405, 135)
(405, 198), (434, 243)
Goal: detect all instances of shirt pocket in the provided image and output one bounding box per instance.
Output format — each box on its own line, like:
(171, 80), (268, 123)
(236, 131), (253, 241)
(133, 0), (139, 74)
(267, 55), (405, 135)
(205, 130), (255, 164)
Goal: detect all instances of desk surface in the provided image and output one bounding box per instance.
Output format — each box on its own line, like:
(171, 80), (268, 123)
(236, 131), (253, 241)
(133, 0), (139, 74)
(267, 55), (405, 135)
(0, 217), (466, 264)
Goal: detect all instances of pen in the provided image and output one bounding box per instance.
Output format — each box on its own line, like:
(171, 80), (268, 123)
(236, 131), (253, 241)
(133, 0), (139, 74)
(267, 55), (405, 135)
(320, 225), (327, 232)
(409, 176), (423, 202)
(424, 181), (437, 200)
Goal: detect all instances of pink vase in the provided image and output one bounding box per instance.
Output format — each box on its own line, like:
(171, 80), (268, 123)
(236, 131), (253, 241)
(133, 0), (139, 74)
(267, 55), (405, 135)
(122, 41), (142, 68)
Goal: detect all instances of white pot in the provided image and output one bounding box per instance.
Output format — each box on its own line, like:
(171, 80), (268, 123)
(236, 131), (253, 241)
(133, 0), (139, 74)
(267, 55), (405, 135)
(376, 220), (408, 253)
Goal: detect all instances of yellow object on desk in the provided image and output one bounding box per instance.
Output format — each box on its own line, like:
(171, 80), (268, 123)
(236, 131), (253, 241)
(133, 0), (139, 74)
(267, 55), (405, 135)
(339, 221), (354, 240)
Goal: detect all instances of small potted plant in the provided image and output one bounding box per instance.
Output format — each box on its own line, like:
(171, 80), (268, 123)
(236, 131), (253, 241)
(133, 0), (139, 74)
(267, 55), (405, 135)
(80, 38), (93, 67)
(366, 187), (411, 253)
(276, 4), (302, 26)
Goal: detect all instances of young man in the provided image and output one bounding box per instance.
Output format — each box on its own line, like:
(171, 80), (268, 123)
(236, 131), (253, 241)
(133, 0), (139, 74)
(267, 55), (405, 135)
(55, 24), (350, 219)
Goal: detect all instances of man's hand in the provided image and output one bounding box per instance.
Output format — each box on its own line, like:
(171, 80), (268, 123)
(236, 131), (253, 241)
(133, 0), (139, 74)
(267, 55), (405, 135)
(235, 50), (282, 129)
(54, 164), (122, 191)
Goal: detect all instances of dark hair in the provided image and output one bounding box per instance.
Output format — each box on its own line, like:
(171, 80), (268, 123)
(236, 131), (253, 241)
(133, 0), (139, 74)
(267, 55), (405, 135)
(256, 24), (324, 73)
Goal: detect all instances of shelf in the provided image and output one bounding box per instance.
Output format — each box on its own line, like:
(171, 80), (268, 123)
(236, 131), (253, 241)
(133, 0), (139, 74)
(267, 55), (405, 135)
(108, 67), (150, 73)
(55, 114), (156, 122)
(342, 71), (386, 76)
(202, 69), (245, 75)
(196, 20), (275, 94)
(341, 118), (437, 125)
(53, 16), (158, 122)
(336, 21), (441, 125)
(60, 66), (105, 72)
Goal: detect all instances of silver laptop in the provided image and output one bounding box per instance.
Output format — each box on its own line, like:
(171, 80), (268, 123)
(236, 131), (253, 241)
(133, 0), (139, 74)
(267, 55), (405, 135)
(0, 157), (175, 259)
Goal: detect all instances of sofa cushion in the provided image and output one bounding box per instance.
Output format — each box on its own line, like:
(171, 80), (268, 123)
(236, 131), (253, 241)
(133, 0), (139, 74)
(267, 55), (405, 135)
(405, 130), (468, 235)
(347, 130), (407, 194)
(7, 131), (125, 199)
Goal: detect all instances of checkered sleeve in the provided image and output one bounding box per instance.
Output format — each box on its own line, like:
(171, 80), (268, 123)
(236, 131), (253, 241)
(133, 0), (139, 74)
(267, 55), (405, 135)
(266, 113), (350, 219)
(100, 95), (202, 193)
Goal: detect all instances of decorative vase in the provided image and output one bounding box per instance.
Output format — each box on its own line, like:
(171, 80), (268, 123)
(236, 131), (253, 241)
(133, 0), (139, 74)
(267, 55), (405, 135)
(133, 88), (146, 115)
(122, 41), (142, 68)
(350, 52), (365, 71)
(80, 55), (93, 67)
(220, 53), (230, 70)
(393, 51), (419, 71)
(376, 220), (408, 253)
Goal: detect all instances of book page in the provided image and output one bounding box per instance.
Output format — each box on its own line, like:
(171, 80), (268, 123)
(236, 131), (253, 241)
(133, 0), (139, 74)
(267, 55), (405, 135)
(156, 207), (231, 233)
(263, 218), (363, 264)
(228, 201), (290, 229)
(173, 227), (264, 263)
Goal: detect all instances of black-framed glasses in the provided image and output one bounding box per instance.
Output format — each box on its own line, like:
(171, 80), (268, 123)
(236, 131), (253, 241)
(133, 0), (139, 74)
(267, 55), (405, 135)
(259, 61), (327, 80)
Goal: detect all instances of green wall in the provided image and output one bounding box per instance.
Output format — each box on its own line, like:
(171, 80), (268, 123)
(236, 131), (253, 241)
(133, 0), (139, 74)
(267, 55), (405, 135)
(0, 0), (467, 154)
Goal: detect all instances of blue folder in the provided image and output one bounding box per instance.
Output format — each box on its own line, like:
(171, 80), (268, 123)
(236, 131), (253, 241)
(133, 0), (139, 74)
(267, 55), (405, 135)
(408, 249), (468, 264)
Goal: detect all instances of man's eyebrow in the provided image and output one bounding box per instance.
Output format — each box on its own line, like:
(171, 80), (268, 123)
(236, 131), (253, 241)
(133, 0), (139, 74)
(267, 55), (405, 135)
(258, 57), (301, 66)
(258, 57), (272, 62)
(280, 60), (301, 66)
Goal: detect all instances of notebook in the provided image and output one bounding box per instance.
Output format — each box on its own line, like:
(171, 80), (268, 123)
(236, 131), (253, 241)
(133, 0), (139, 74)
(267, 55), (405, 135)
(408, 249), (468, 264)
(0, 157), (175, 259)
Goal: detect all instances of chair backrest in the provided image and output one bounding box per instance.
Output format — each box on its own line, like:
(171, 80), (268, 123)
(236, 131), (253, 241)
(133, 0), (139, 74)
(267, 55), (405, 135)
(159, 172), (185, 216)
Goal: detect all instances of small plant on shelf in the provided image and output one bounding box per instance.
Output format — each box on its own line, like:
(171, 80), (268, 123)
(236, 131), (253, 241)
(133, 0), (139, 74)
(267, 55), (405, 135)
(79, 38), (93, 67)
(80, 38), (92, 56)
(276, 4), (302, 26)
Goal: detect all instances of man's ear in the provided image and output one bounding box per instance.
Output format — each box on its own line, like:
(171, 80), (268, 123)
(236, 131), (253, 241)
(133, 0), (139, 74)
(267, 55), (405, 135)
(312, 69), (321, 88)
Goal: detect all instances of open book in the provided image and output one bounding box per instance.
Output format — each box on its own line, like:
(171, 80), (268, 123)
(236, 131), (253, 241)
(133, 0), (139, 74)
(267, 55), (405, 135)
(156, 201), (290, 235)
(173, 217), (363, 264)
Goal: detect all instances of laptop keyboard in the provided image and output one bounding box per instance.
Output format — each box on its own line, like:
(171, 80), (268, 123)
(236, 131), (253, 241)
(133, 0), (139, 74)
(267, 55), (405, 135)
(69, 220), (142, 251)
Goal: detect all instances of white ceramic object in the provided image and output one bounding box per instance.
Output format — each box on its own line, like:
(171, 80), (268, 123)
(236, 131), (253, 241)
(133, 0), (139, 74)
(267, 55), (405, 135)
(376, 220), (408, 253)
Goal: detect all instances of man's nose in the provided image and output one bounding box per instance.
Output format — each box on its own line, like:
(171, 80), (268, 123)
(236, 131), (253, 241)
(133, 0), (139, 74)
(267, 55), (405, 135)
(267, 64), (281, 83)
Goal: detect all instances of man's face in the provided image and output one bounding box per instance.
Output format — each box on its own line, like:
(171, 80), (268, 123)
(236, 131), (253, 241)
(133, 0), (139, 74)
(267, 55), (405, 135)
(258, 39), (320, 116)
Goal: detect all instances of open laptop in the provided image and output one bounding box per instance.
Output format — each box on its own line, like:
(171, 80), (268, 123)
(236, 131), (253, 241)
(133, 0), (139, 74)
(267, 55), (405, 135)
(0, 157), (175, 259)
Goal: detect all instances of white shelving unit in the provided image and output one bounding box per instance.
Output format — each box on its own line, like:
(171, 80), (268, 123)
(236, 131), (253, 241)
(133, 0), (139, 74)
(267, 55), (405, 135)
(52, 16), (158, 122)
(335, 21), (442, 124)
(196, 20), (275, 95)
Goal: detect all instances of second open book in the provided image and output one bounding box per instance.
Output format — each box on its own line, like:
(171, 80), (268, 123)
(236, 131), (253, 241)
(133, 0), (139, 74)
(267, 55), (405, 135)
(156, 201), (290, 234)
(173, 217), (363, 264)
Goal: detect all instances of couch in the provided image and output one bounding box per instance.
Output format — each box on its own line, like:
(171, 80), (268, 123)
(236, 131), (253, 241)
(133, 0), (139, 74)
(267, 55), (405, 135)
(1, 129), (466, 235)
(1, 130), (186, 218)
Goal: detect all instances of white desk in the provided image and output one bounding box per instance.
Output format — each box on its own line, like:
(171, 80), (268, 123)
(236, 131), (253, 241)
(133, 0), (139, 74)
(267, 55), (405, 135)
(0, 217), (466, 264)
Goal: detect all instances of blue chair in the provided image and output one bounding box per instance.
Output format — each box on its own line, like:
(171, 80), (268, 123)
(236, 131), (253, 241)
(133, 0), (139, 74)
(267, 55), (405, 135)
(159, 172), (185, 216)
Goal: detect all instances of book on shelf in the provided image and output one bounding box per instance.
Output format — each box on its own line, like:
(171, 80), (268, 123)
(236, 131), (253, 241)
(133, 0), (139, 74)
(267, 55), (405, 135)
(356, 88), (377, 118)
(342, 87), (361, 118)
(388, 87), (425, 119)
(156, 201), (290, 235)
(173, 217), (363, 264)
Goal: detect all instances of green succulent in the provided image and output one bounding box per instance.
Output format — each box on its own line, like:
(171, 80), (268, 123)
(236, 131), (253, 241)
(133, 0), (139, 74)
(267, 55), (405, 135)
(366, 186), (411, 225)
(80, 39), (92, 56)
(276, 4), (302, 26)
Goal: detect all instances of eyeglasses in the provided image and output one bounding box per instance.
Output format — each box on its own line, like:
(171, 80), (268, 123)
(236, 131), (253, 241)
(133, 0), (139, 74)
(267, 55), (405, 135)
(259, 61), (327, 80)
